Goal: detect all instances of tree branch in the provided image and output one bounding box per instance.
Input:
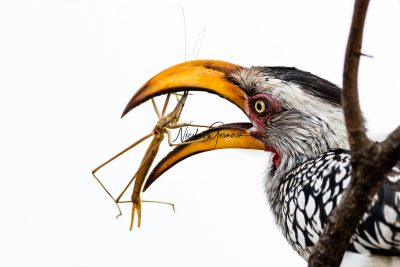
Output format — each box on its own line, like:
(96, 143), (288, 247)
(308, 0), (400, 266)
(342, 0), (369, 150)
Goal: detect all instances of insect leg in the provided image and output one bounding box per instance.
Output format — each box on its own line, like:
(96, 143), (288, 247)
(92, 132), (154, 217)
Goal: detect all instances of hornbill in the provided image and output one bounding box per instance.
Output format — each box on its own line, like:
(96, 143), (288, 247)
(122, 60), (400, 265)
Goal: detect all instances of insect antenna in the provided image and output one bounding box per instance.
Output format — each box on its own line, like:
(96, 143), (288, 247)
(190, 27), (206, 60)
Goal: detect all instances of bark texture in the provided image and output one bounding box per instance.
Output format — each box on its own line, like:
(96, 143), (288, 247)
(308, 0), (400, 266)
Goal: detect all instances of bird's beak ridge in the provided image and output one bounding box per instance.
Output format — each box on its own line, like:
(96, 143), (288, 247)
(143, 123), (266, 191)
(121, 60), (248, 117)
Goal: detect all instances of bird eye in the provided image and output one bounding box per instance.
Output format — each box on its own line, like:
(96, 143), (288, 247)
(254, 99), (266, 114)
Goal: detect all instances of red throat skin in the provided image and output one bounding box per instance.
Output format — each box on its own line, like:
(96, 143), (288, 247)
(272, 153), (281, 168)
(262, 144), (281, 168)
(249, 126), (281, 168)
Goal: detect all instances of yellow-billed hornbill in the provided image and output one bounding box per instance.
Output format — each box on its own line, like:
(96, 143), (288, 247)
(122, 60), (400, 263)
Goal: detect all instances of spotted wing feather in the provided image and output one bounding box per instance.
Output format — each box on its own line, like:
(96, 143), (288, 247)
(278, 150), (400, 257)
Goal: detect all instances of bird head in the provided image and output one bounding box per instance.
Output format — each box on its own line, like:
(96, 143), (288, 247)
(122, 60), (349, 190)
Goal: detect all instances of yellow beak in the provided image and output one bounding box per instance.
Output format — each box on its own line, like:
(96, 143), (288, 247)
(123, 60), (266, 191)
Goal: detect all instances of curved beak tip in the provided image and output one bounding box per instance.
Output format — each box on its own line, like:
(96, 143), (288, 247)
(121, 101), (134, 118)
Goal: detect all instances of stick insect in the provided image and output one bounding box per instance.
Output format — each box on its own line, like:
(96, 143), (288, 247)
(92, 92), (209, 230)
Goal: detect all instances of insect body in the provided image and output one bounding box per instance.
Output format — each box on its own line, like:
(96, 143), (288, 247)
(92, 92), (191, 230)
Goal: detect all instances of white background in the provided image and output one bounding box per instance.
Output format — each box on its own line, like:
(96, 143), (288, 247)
(1, 0), (399, 266)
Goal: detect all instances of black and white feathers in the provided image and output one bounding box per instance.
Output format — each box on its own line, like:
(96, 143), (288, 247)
(267, 149), (400, 259)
